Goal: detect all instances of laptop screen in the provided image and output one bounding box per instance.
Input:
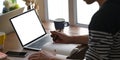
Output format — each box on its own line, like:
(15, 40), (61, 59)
(10, 9), (46, 46)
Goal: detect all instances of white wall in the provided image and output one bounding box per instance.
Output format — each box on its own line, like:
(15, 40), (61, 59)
(36, 0), (46, 21)
(0, 0), (46, 34)
(0, 7), (24, 34)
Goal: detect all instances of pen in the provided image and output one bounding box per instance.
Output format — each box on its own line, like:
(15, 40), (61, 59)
(53, 29), (62, 42)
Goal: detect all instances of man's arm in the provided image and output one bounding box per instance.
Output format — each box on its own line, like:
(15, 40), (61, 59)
(70, 35), (89, 44)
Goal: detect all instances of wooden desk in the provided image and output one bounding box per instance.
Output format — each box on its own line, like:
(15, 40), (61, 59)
(42, 21), (88, 36)
(3, 21), (88, 60)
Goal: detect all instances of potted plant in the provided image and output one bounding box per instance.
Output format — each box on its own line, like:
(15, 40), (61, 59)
(2, 0), (20, 13)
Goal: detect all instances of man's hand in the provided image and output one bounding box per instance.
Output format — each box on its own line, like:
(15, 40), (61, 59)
(51, 31), (72, 44)
(28, 50), (56, 60)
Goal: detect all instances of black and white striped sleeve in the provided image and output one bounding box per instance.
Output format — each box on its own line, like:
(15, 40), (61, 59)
(85, 30), (113, 60)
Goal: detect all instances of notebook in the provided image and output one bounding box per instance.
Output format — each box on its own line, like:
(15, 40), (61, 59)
(9, 9), (53, 51)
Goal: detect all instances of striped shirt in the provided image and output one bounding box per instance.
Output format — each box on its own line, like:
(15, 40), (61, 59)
(85, 30), (120, 60)
(85, 0), (120, 60)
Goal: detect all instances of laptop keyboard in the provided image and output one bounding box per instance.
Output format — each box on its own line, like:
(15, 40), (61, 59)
(27, 35), (52, 49)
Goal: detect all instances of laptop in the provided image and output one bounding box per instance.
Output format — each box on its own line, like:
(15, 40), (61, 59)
(9, 9), (53, 51)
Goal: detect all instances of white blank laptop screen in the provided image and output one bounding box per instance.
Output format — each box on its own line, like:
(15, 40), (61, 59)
(10, 9), (45, 45)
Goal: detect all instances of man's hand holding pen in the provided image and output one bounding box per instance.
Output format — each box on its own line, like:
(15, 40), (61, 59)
(51, 31), (62, 43)
(50, 31), (72, 44)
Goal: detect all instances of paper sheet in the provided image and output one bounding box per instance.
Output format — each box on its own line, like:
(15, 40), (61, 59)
(42, 42), (79, 56)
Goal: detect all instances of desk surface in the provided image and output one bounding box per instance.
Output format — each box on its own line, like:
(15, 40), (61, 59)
(3, 21), (88, 60)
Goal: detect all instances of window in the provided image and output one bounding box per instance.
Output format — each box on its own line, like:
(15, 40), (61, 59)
(77, 0), (99, 25)
(46, 0), (99, 26)
(47, 0), (69, 22)
(0, 0), (4, 14)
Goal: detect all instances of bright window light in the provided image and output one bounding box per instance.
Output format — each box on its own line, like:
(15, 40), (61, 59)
(77, 0), (99, 25)
(0, 0), (4, 14)
(48, 0), (69, 22)
(17, 0), (25, 7)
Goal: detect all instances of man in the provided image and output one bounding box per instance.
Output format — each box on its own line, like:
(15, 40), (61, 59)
(29, 0), (120, 60)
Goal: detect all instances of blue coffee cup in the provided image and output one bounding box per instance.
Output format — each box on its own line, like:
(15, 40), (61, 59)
(54, 18), (69, 31)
